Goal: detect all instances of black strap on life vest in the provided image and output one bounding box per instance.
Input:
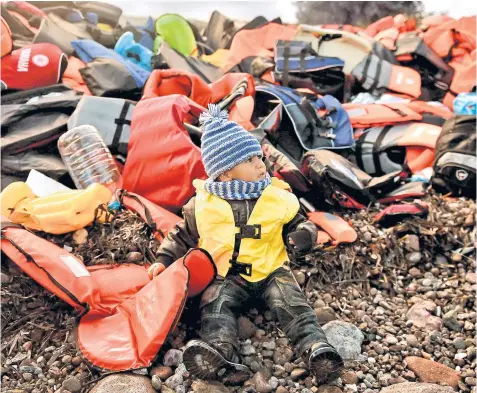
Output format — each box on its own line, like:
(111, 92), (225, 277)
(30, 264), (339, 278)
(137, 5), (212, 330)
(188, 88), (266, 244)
(282, 41), (290, 87)
(229, 224), (261, 277)
(112, 101), (133, 154)
(373, 125), (393, 175)
(359, 54), (373, 86)
(369, 58), (383, 92)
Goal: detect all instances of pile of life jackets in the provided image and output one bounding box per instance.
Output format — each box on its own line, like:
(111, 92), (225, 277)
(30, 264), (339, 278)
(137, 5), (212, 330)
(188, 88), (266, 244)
(1, 2), (476, 372)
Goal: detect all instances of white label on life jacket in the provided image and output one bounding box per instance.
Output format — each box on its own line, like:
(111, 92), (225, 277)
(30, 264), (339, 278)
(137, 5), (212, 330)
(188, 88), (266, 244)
(17, 48), (31, 72)
(396, 72), (403, 85)
(346, 108), (367, 117)
(411, 125), (440, 138)
(59, 255), (91, 278)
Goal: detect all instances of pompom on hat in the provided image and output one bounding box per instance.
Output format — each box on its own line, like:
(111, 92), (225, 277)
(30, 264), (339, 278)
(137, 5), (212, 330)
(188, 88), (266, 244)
(200, 104), (263, 180)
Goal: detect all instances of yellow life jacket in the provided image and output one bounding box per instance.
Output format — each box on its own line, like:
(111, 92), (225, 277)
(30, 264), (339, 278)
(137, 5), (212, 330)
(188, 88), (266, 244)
(193, 177), (300, 282)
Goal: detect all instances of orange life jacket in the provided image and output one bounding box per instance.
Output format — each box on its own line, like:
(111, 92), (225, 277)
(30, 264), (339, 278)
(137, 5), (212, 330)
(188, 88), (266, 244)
(374, 28), (399, 50)
(443, 60), (477, 109)
(61, 56), (92, 95)
(223, 22), (296, 72)
(1, 192), (216, 371)
(421, 16), (476, 60)
(142, 69), (255, 129)
(344, 103), (422, 129)
(406, 101), (453, 120)
(355, 122), (441, 175)
(364, 16), (395, 37)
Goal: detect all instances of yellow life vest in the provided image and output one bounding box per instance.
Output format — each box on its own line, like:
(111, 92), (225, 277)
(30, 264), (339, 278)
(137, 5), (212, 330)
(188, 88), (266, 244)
(193, 177), (300, 282)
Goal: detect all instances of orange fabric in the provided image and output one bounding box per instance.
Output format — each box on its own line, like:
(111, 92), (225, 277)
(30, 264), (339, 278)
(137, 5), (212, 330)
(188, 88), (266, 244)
(375, 28), (399, 50)
(406, 101), (453, 120)
(402, 18), (417, 33)
(307, 212), (357, 245)
(422, 16), (476, 59)
(393, 14), (407, 29)
(86, 264), (150, 315)
(316, 230), (332, 244)
(1, 17), (12, 58)
(397, 123), (441, 150)
(420, 15), (455, 30)
(393, 15), (416, 33)
(260, 70), (277, 84)
(142, 69), (255, 129)
(78, 248), (215, 370)
(388, 65), (422, 99)
(62, 56), (92, 96)
(122, 95), (207, 214)
(395, 53), (413, 62)
(0, 219), (99, 314)
(405, 147), (435, 174)
(443, 60), (477, 108)
(2, 199), (216, 371)
(344, 103), (422, 129)
(364, 16), (395, 37)
(223, 22), (296, 72)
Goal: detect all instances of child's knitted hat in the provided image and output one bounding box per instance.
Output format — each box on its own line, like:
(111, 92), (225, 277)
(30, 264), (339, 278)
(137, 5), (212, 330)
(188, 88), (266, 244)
(200, 104), (262, 180)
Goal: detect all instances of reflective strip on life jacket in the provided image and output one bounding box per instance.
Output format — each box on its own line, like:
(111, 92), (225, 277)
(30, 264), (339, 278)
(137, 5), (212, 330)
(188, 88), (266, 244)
(356, 122), (441, 175)
(351, 54), (421, 98)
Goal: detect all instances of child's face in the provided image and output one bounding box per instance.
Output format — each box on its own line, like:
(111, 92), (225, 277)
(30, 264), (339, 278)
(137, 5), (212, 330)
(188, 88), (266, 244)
(220, 155), (267, 182)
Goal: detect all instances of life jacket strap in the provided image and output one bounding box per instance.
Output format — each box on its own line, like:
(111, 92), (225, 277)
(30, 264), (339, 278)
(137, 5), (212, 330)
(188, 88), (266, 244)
(228, 224), (261, 276)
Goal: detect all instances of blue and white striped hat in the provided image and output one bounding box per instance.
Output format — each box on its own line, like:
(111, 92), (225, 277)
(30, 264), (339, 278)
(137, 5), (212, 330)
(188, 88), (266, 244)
(200, 104), (262, 180)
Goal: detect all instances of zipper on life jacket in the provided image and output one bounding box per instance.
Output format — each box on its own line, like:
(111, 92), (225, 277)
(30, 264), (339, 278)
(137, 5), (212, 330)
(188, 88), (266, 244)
(245, 200), (250, 221)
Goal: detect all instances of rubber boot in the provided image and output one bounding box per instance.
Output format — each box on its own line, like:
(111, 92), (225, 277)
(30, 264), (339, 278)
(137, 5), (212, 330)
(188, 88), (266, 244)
(306, 342), (344, 385)
(182, 339), (249, 380)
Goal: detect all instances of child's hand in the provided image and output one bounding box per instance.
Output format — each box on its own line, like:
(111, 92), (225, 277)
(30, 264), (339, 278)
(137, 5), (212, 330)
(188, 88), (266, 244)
(287, 229), (313, 254)
(148, 262), (166, 280)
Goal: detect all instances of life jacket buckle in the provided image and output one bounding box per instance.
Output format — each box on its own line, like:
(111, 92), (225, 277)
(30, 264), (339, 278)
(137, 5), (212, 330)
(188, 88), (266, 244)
(229, 260), (253, 276)
(237, 224), (261, 239)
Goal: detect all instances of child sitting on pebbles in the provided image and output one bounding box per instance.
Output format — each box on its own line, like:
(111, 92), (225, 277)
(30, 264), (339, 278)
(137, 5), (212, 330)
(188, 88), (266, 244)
(148, 104), (344, 383)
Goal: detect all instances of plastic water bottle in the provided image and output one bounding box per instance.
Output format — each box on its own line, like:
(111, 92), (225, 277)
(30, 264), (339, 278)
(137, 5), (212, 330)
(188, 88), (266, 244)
(453, 92), (477, 115)
(58, 125), (122, 191)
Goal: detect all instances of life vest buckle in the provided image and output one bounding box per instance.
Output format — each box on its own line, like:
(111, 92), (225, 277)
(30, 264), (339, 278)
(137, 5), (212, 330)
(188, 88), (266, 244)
(237, 224), (261, 239)
(229, 260), (253, 276)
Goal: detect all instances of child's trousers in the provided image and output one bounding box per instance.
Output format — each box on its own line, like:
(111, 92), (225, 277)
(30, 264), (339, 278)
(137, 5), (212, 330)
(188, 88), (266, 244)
(199, 266), (329, 360)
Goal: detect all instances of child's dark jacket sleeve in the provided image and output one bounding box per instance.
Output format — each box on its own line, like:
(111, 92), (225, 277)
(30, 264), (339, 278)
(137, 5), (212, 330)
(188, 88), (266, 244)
(155, 197), (199, 267)
(283, 210), (318, 252)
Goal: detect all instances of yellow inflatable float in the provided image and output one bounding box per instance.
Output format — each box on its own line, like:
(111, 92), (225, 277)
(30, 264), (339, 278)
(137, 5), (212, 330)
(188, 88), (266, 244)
(0, 182), (112, 234)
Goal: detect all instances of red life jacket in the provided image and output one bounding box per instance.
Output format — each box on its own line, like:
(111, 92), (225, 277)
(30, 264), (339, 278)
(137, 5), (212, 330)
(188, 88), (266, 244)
(1, 43), (68, 90)
(122, 95), (207, 214)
